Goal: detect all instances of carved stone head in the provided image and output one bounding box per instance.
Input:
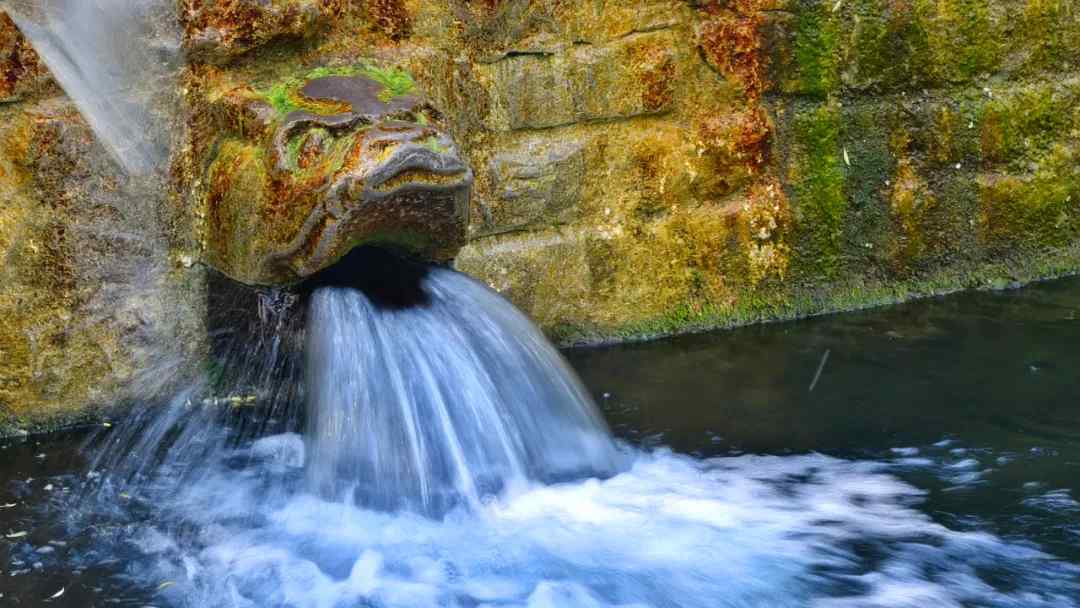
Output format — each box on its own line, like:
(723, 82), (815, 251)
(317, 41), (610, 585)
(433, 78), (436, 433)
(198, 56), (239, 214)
(187, 61), (472, 286)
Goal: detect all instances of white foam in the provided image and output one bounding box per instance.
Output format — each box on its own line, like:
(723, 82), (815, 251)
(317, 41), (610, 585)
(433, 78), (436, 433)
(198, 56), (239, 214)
(108, 447), (1079, 608)
(249, 433), (306, 468)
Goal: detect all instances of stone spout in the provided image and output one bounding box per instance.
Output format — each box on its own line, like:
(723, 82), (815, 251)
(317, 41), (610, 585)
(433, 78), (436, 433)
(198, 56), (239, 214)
(191, 65), (472, 286)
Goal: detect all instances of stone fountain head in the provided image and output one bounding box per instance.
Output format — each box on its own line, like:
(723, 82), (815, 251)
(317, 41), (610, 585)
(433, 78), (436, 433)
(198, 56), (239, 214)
(193, 63), (472, 286)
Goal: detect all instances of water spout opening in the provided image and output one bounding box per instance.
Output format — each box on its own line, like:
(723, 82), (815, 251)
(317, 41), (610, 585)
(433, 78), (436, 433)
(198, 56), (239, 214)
(303, 246), (433, 311)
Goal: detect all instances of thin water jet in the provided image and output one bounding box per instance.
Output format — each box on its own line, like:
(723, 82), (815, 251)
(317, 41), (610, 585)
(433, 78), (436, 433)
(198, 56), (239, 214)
(5, 0), (180, 175)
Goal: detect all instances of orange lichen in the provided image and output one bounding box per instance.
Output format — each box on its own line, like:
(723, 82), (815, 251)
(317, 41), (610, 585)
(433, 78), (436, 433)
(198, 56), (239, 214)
(698, 106), (772, 172)
(181, 0), (264, 48)
(0, 12), (49, 101)
(633, 42), (676, 113)
(320, 0), (349, 16)
(698, 10), (767, 101)
(180, 0), (342, 60)
(367, 0), (412, 40)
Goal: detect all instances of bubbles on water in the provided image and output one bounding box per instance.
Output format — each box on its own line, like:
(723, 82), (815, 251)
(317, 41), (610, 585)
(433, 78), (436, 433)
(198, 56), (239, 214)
(81, 446), (1077, 608)
(249, 433), (306, 469)
(1023, 489), (1080, 513)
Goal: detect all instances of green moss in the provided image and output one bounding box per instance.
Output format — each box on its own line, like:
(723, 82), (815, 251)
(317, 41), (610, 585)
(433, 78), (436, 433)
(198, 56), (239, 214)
(305, 65), (361, 80)
(980, 84), (1074, 167)
(285, 132), (306, 165)
(914, 0), (998, 84)
(793, 1), (840, 97)
(258, 62), (416, 117)
(265, 81), (302, 115)
(981, 143), (1080, 250)
(263, 66), (363, 115)
(549, 243), (1080, 347)
(842, 103), (892, 211)
(846, 0), (932, 91)
(792, 103), (847, 277)
(419, 136), (450, 155)
(358, 64), (416, 102)
(1020, 0), (1080, 73)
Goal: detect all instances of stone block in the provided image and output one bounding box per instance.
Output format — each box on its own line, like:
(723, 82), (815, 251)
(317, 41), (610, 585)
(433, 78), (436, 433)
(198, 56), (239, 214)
(481, 138), (586, 233)
(480, 29), (678, 131)
(455, 229), (593, 329)
(571, 30), (678, 121)
(484, 53), (577, 130)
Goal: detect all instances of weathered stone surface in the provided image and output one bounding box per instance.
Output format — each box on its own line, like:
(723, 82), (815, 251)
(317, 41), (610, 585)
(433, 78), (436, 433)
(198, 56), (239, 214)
(479, 29), (679, 131)
(0, 12), (53, 102)
(185, 64), (473, 285)
(481, 139), (585, 234)
(482, 53), (577, 130)
(0, 97), (204, 432)
(456, 229), (594, 330)
(453, 0), (1080, 342)
(179, 0), (344, 63)
(572, 30), (679, 121)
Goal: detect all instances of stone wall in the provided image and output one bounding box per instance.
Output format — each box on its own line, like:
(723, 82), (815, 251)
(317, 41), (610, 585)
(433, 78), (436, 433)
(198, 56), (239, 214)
(180, 0), (1074, 344)
(0, 13), (204, 434)
(1, 1), (1078, 427)
(451, 0), (1080, 342)
(164, 0), (1080, 343)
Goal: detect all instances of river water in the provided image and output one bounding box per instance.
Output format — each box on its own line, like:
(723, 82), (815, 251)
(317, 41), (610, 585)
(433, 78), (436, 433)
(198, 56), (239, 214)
(1, 274), (1079, 607)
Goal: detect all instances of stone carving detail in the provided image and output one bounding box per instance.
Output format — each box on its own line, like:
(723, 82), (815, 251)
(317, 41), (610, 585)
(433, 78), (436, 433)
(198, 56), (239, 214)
(191, 65), (473, 285)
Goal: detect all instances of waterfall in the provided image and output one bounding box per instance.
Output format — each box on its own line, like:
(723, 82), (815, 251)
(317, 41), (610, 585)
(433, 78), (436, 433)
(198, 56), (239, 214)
(85, 249), (622, 517)
(4, 0), (180, 175)
(305, 266), (621, 514)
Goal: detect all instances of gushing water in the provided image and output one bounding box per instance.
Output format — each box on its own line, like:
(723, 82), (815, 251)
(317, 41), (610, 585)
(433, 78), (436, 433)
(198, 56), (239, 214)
(305, 269), (621, 514)
(35, 257), (1080, 607)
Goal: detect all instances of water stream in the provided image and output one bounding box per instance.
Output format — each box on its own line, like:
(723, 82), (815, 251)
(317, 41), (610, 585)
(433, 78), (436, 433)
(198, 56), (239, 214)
(3, 270), (1080, 607)
(305, 267), (621, 515)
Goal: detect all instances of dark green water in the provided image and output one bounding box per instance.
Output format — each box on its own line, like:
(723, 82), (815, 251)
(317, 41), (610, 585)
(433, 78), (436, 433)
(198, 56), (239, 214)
(568, 277), (1080, 564)
(2, 276), (1079, 606)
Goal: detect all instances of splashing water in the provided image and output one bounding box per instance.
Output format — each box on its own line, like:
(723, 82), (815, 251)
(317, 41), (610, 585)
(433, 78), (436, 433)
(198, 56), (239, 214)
(60, 260), (1078, 607)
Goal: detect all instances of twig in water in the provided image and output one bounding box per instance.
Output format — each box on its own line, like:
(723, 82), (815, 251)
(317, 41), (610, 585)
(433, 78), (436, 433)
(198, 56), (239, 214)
(809, 349), (831, 392)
